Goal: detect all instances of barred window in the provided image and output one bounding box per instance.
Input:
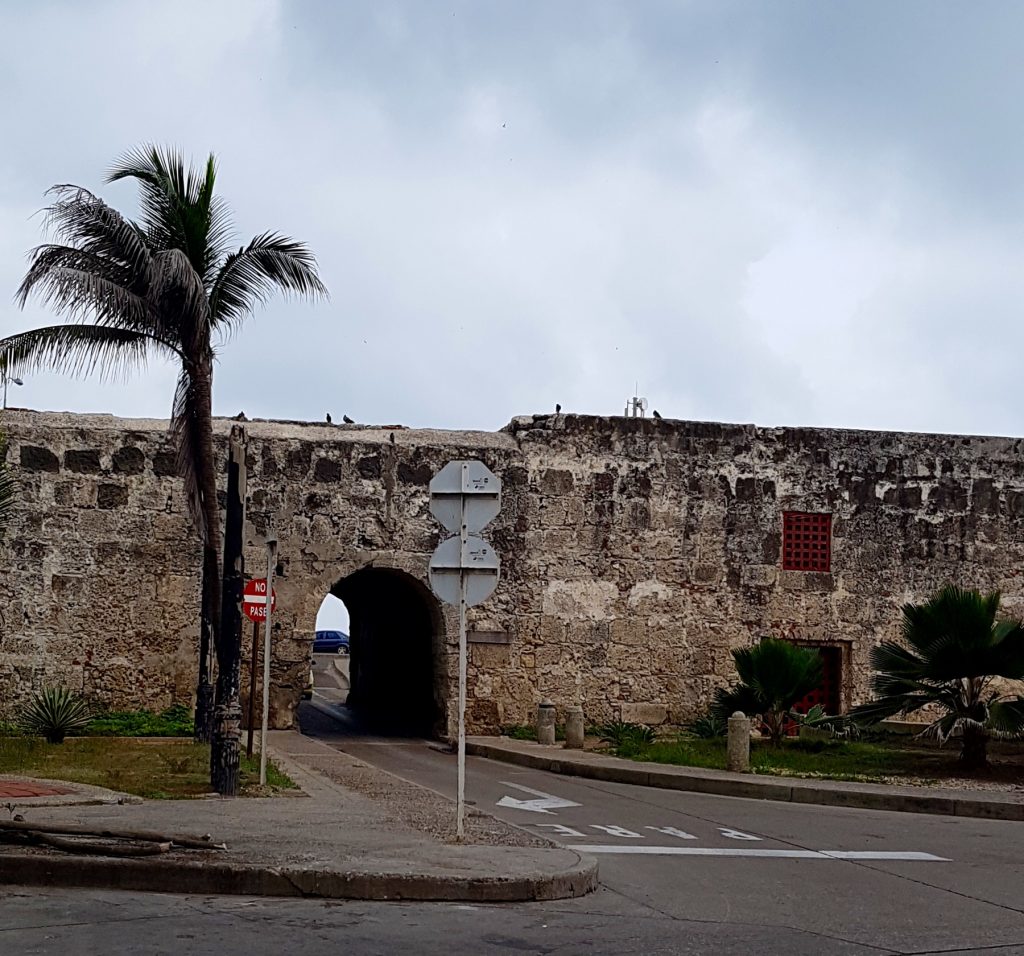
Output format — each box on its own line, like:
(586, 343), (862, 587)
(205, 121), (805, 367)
(782, 512), (831, 572)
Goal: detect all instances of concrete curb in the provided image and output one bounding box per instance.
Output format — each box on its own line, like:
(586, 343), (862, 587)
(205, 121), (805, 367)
(0, 775), (142, 808)
(0, 850), (598, 902)
(467, 740), (1024, 822)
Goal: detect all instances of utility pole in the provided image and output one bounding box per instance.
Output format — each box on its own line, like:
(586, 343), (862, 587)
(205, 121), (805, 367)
(211, 425), (247, 796)
(194, 552), (216, 744)
(2, 371), (23, 409)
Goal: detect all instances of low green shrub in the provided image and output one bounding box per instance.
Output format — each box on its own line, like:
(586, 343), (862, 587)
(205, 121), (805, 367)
(501, 724), (538, 741)
(598, 720), (656, 756)
(686, 712), (728, 739)
(19, 687), (92, 743)
(790, 704), (862, 740)
(85, 705), (194, 737)
(500, 723), (567, 741)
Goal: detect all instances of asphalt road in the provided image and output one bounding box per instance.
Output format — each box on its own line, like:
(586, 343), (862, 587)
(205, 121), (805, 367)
(300, 711), (1024, 955)
(310, 651), (349, 706)
(4, 709), (1024, 955)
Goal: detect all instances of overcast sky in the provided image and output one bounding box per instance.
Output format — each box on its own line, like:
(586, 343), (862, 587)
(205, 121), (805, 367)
(2, 1), (1023, 436)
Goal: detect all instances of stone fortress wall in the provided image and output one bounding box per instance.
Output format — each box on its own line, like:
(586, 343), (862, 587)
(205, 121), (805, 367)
(3, 408), (1024, 735)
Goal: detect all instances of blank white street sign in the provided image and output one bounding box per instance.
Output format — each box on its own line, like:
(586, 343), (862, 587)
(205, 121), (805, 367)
(429, 460), (501, 534)
(428, 534), (500, 607)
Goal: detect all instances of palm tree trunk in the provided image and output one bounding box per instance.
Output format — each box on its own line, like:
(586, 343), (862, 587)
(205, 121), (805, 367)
(193, 360), (222, 743)
(960, 725), (988, 771)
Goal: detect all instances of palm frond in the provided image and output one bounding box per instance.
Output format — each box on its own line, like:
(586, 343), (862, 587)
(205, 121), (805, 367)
(17, 246), (155, 334)
(40, 185), (152, 278)
(148, 249), (211, 352)
(107, 145), (234, 283)
(711, 684), (763, 721)
(849, 692), (937, 725)
(169, 366), (205, 533)
(209, 232), (328, 330)
(730, 639), (824, 712)
(988, 697), (1024, 736)
(0, 325), (170, 383)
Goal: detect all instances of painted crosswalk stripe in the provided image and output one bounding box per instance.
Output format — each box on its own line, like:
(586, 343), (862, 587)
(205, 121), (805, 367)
(565, 846), (950, 861)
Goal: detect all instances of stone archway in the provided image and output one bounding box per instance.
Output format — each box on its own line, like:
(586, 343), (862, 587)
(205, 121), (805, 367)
(331, 566), (443, 736)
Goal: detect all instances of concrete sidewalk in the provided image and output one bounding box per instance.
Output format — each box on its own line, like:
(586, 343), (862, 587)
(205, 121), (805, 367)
(0, 731), (597, 902)
(468, 736), (1024, 821)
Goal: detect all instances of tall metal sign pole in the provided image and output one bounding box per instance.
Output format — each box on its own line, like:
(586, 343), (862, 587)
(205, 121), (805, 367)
(428, 461), (501, 839)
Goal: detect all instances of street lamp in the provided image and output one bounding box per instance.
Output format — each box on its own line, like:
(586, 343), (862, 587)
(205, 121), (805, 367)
(2, 372), (23, 410)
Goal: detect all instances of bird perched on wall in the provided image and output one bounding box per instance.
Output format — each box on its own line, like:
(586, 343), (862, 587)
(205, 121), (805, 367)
(652, 410), (662, 419)
(343, 414), (355, 424)
(325, 412), (332, 424)
(233, 411), (247, 421)
(555, 403), (561, 414)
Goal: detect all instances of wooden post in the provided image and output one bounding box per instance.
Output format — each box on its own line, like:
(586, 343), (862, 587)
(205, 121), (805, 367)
(246, 621), (260, 759)
(211, 426), (247, 796)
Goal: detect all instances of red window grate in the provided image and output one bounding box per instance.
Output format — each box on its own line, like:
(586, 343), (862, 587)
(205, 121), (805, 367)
(782, 512), (832, 572)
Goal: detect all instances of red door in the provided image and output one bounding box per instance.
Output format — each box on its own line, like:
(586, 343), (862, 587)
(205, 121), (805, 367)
(787, 645), (842, 733)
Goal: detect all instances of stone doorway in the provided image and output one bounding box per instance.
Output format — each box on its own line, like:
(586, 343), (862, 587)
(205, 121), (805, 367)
(330, 567), (441, 737)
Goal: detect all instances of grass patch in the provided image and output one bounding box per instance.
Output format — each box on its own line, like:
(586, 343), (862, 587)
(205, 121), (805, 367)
(85, 705), (194, 738)
(0, 737), (296, 799)
(501, 724), (538, 741)
(500, 723), (567, 742)
(615, 736), (977, 783)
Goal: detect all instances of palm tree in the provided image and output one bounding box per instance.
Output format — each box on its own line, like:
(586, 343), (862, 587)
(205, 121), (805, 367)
(851, 586), (1024, 770)
(0, 146), (326, 781)
(713, 638), (824, 745)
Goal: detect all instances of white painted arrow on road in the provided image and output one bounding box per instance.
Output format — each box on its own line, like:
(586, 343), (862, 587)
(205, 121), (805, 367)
(496, 781), (581, 814)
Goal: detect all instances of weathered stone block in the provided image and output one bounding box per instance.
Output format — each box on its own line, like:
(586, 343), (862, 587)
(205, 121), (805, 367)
(397, 460), (432, 485)
(63, 449), (102, 474)
(112, 446), (145, 475)
(20, 446), (59, 472)
(357, 455), (381, 479)
(620, 702), (668, 725)
(97, 483), (129, 509)
(313, 458), (343, 482)
(152, 449), (178, 477)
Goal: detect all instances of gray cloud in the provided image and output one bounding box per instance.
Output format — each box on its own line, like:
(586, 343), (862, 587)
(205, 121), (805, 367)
(1, 0), (1022, 436)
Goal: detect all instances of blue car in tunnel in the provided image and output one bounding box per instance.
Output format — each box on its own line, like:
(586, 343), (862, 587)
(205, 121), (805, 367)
(313, 630), (350, 655)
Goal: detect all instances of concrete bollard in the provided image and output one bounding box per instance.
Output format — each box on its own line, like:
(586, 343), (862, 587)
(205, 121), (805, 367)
(564, 705), (585, 749)
(537, 700), (557, 745)
(727, 711), (751, 773)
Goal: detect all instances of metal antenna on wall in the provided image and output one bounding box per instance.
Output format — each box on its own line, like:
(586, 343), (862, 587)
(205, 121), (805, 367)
(624, 382), (647, 418)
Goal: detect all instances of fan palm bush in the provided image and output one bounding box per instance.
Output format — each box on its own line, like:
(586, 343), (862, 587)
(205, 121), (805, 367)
(19, 687), (92, 743)
(0, 147), (326, 767)
(851, 586), (1024, 769)
(712, 638), (824, 745)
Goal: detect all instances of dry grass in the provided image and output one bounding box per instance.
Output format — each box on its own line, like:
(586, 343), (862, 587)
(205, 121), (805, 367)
(0, 737), (295, 799)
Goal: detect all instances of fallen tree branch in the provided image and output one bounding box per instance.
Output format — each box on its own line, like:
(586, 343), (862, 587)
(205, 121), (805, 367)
(0, 820), (226, 852)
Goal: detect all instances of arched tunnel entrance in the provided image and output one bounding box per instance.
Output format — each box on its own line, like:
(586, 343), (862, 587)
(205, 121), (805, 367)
(329, 567), (441, 737)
